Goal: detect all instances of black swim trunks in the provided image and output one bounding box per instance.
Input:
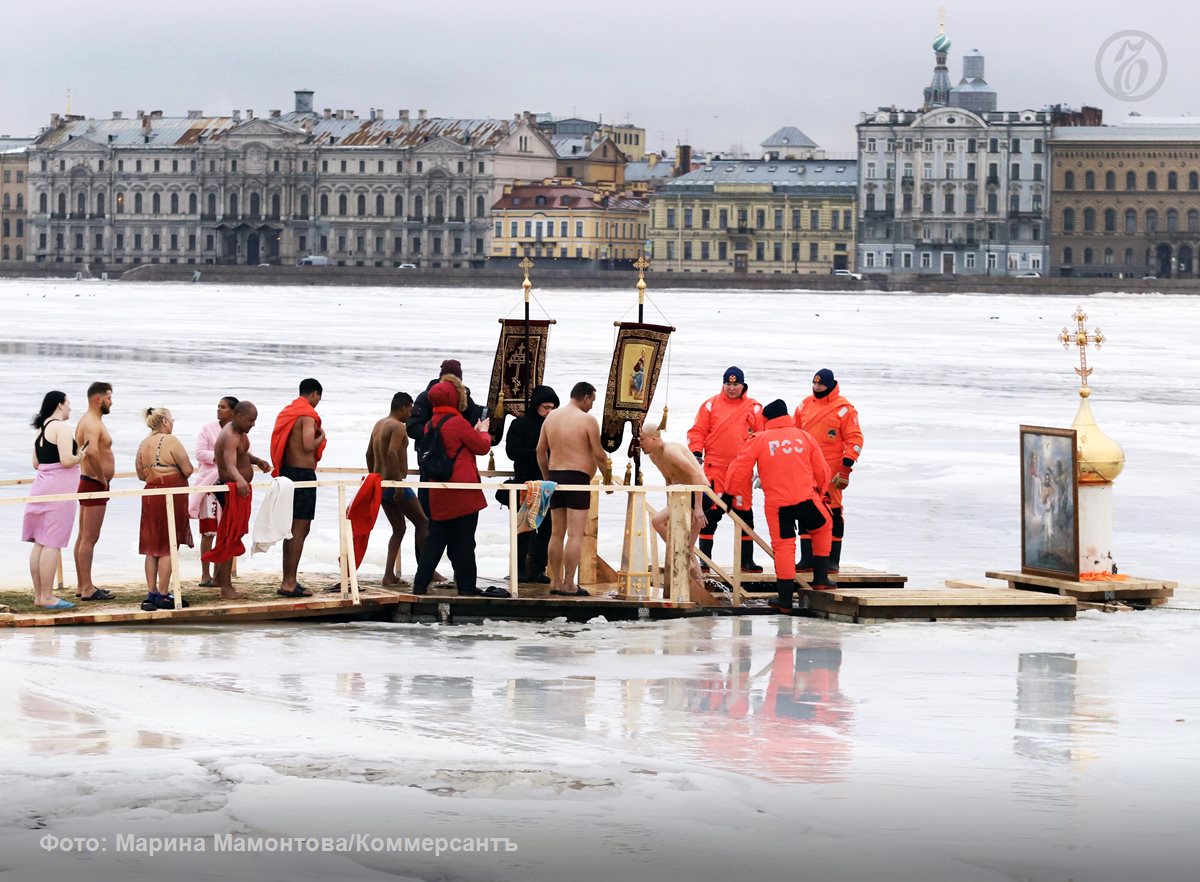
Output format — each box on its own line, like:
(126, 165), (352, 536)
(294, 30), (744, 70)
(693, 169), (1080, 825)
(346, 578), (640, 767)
(281, 465), (317, 520)
(548, 469), (591, 510)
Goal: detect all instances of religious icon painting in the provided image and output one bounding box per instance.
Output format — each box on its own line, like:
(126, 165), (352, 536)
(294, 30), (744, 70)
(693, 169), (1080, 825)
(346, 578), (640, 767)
(485, 319), (553, 446)
(601, 322), (674, 453)
(1019, 425), (1080, 580)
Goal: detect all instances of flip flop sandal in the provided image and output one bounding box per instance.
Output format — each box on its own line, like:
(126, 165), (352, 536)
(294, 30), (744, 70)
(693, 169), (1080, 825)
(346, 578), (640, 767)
(550, 588), (590, 597)
(277, 587), (313, 598)
(482, 586), (511, 598)
(81, 589), (116, 601)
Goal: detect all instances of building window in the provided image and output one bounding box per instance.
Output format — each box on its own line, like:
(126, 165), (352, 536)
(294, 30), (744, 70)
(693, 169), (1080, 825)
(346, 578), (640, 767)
(718, 241), (727, 260)
(1105, 171), (1116, 190)
(1168, 172), (1179, 190)
(1104, 208), (1116, 232)
(1085, 171), (1095, 190)
(944, 193), (955, 212)
(718, 209), (728, 229)
(810, 209), (820, 229)
(683, 242), (692, 260)
(920, 252), (931, 268)
(665, 208), (676, 229)
(901, 251), (913, 268)
(1146, 209), (1158, 232)
(701, 209), (710, 229)
(683, 208), (693, 229)
(700, 242), (710, 260)
(495, 221), (502, 238)
(1065, 171), (1076, 189)
(1083, 247), (1093, 264)
(1125, 208), (1137, 233)
(865, 251), (876, 268)
(809, 242), (819, 261)
(1147, 171), (1158, 190)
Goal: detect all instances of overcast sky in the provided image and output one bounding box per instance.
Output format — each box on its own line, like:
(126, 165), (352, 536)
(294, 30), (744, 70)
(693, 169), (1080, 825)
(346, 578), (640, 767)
(3, 0), (1196, 155)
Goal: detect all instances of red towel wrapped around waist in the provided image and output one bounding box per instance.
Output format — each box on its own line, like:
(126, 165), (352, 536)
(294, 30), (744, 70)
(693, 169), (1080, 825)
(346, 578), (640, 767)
(201, 483), (253, 563)
(270, 398), (327, 478)
(348, 473), (383, 569)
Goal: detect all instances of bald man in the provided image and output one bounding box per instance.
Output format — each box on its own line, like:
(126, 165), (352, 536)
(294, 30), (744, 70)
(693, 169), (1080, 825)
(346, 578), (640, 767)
(639, 423), (709, 598)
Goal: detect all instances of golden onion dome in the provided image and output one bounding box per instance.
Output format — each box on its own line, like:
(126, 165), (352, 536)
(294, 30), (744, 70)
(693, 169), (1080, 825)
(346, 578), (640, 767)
(1071, 388), (1125, 483)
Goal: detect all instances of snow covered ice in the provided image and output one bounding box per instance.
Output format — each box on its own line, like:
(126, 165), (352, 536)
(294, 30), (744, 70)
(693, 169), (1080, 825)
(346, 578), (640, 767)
(0, 279), (1197, 881)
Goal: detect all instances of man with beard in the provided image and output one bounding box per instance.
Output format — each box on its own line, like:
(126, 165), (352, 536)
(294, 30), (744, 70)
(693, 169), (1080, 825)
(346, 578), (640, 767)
(74, 381), (115, 600)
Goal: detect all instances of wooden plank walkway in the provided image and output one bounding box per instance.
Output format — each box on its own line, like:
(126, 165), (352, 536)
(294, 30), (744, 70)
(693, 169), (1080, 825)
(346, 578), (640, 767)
(985, 570), (1176, 606)
(791, 584), (1077, 623)
(734, 565), (908, 590)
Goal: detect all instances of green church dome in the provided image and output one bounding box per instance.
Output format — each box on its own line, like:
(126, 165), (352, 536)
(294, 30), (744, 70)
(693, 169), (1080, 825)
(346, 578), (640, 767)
(933, 33), (952, 53)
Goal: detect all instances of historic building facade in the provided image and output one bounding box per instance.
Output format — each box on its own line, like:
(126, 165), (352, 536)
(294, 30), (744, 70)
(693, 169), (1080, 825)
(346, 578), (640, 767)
(648, 156), (857, 274)
(0, 136), (32, 263)
(490, 181), (647, 265)
(854, 31), (1075, 276)
(1049, 125), (1200, 278)
(24, 93), (558, 268)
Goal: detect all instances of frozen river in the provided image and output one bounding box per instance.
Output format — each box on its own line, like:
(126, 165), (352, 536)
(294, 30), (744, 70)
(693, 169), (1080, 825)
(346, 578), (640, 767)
(0, 279), (1194, 589)
(0, 280), (1197, 881)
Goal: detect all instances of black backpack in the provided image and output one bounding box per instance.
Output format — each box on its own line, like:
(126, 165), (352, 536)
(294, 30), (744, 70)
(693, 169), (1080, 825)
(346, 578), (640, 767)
(416, 414), (462, 481)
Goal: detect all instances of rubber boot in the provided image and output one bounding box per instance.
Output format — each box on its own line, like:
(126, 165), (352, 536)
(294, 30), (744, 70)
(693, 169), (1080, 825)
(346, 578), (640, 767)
(770, 579), (794, 614)
(796, 537), (814, 573)
(741, 539), (763, 573)
(810, 556), (837, 591)
(828, 540), (842, 575)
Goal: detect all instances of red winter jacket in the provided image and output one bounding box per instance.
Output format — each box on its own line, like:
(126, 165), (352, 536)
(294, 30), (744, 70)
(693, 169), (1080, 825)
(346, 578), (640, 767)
(426, 382), (491, 521)
(724, 415), (830, 509)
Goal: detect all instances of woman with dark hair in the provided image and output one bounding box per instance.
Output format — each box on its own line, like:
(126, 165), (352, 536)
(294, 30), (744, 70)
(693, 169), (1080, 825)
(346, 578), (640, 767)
(191, 396), (244, 586)
(22, 391), (88, 610)
(136, 407), (194, 609)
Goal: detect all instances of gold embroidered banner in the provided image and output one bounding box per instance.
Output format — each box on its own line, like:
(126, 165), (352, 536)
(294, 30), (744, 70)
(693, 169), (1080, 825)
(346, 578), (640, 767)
(486, 319), (553, 445)
(601, 322), (674, 453)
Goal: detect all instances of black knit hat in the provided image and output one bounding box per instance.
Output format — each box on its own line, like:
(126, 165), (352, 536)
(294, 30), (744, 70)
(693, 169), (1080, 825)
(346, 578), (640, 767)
(763, 399), (788, 420)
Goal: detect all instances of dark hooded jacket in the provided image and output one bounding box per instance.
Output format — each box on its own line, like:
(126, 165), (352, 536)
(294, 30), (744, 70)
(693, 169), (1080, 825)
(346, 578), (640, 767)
(504, 385), (560, 482)
(407, 373), (484, 446)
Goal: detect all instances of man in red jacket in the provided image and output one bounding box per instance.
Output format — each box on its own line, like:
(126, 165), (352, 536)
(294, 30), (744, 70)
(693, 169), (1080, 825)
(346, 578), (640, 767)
(726, 399), (834, 612)
(687, 366), (764, 573)
(411, 381), (506, 597)
(794, 368), (864, 574)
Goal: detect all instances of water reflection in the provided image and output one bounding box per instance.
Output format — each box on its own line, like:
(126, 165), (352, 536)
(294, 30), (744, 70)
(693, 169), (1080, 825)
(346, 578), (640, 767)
(1014, 652), (1115, 765)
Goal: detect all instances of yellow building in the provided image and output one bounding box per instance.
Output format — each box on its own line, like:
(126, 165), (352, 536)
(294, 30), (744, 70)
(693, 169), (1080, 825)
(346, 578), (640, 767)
(0, 138), (32, 262)
(597, 123), (647, 162)
(491, 180), (648, 266)
(552, 135), (627, 191)
(649, 158), (858, 274)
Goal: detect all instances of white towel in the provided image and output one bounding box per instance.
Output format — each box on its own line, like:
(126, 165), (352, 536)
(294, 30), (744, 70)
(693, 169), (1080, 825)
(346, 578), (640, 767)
(252, 476), (294, 555)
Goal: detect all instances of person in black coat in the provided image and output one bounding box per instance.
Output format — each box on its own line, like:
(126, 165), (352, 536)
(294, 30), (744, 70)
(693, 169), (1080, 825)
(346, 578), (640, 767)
(505, 384), (559, 582)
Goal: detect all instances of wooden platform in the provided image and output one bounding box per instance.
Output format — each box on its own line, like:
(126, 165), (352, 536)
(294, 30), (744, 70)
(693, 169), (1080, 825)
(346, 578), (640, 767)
(0, 586), (404, 629)
(736, 565), (908, 590)
(789, 584), (1077, 623)
(985, 570), (1177, 607)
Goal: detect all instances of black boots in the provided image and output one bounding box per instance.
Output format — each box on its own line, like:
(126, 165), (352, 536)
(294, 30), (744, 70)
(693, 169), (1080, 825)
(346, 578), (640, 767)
(796, 537), (813, 573)
(741, 541), (763, 573)
(828, 541), (842, 575)
(810, 556), (837, 591)
(769, 579), (795, 614)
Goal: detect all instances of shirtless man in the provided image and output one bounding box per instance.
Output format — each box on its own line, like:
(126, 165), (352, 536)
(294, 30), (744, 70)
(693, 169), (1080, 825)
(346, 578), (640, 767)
(73, 381), (115, 600)
(536, 381), (611, 596)
(212, 401), (258, 599)
(639, 423), (710, 597)
(366, 392), (438, 586)
(280, 378), (325, 596)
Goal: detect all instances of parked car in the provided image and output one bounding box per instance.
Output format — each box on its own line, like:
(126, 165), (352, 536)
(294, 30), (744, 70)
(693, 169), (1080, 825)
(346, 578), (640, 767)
(833, 269), (863, 280)
(397, 263), (417, 270)
(1142, 275), (1158, 280)
(1015, 271), (1041, 278)
(297, 255), (331, 266)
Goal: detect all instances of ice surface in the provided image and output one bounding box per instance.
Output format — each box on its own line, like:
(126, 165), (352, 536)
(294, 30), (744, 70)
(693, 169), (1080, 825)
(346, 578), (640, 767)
(0, 280), (1194, 589)
(0, 280), (1198, 881)
(1, 614), (1198, 881)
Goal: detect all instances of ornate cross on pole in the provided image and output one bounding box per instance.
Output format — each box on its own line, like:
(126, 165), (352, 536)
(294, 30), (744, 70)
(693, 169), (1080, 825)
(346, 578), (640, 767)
(519, 256), (534, 302)
(1058, 305), (1105, 389)
(634, 255), (649, 314)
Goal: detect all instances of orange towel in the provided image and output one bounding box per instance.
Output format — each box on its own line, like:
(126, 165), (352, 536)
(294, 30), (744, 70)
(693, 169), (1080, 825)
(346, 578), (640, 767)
(270, 398), (327, 477)
(201, 484), (252, 563)
(348, 474), (383, 569)
(1079, 572), (1130, 582)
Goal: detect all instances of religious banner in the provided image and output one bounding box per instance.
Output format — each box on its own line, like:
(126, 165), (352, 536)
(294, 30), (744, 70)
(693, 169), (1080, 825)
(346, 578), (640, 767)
(485, 319), (553, 445)
(600, 322), (674, 453)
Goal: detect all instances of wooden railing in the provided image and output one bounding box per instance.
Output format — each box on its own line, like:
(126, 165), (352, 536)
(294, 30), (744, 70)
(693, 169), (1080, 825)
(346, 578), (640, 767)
(2, 469), (734, 608)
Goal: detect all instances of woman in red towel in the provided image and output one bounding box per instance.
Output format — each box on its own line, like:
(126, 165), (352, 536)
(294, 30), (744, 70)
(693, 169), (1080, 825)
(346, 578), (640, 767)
(135, 407), (194, 608)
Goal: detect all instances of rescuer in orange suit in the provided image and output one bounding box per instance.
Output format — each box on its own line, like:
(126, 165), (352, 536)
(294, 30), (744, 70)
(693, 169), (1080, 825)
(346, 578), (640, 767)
(794, 368), (863, 575)
(687, 366), (764, 573)
(725, 398), (834, 612)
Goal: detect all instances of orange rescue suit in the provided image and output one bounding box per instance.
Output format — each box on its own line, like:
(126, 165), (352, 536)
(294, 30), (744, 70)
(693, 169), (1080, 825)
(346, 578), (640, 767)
(688, 393), (764, 495)
(793, 387), (863, 510)
(724, 415), (832, 580)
